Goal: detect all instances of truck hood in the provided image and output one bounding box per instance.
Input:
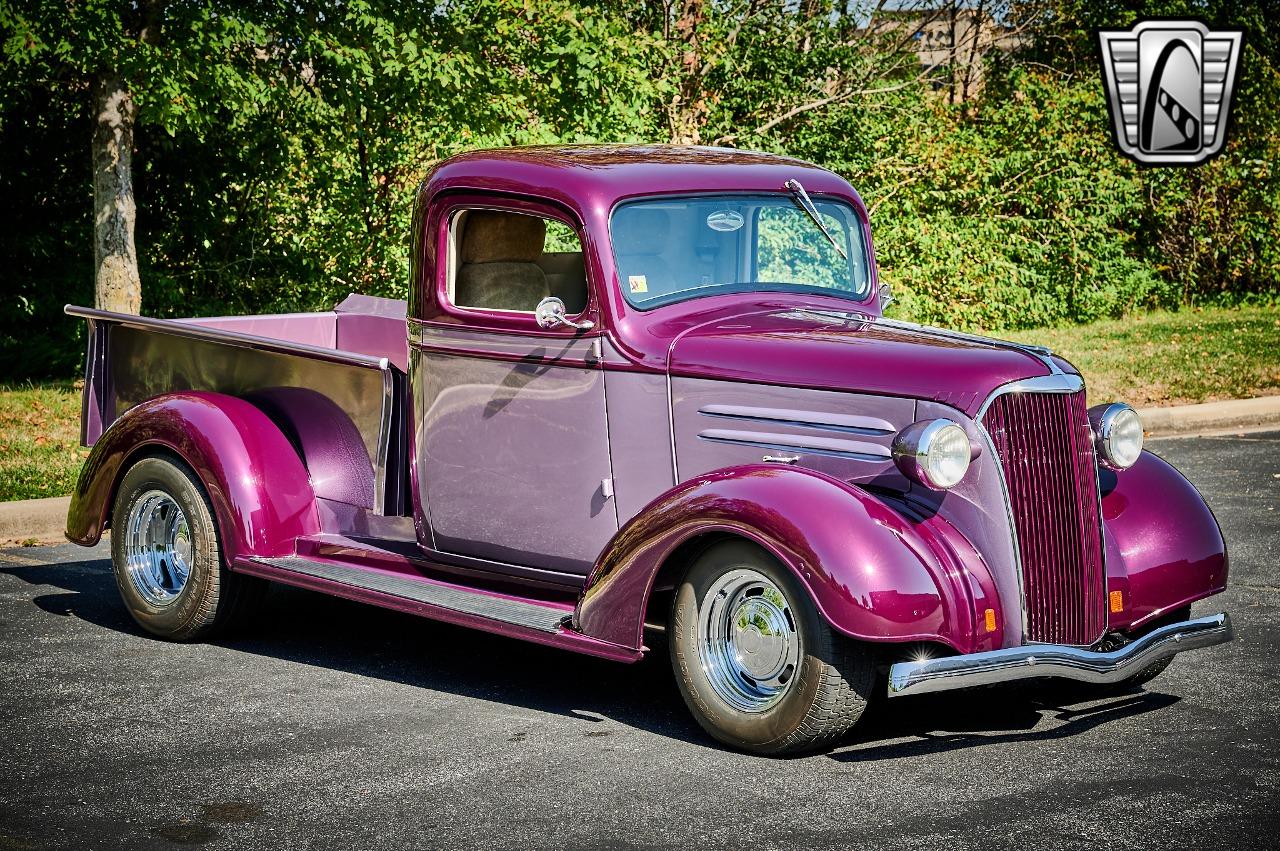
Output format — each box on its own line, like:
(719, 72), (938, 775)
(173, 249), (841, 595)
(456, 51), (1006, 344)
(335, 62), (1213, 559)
(666, 307), (1062, 417)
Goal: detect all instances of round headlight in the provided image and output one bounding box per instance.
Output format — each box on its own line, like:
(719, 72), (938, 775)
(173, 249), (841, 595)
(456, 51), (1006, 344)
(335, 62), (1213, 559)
(892, 418), (972, 490)
(1090, 403), (1143, 470)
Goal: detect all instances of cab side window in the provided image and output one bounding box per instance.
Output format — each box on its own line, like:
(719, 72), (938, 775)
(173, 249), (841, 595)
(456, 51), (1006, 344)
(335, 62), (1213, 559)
(449, 209), (588, 315)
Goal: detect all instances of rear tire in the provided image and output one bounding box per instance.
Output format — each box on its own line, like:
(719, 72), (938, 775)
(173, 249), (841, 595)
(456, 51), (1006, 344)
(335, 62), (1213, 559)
(110, 455), (264, 641)
(669, 540), (875, 755)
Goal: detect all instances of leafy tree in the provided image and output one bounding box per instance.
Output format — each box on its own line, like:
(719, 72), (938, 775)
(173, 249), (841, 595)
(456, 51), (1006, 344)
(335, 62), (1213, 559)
(0, 0), (1276, 379)
(1, 0), (280, 313)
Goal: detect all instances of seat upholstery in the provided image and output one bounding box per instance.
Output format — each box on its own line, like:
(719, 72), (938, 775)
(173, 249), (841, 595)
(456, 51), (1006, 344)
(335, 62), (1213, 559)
(455, 211), (551, 311)
(537, 252), (588, 313)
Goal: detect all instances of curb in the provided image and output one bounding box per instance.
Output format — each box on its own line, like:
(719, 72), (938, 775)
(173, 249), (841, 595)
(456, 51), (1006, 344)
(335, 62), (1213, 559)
(1139, 395), (1280, 438)
(0, 496), (70, 546)
(1, 396), (1278, 542)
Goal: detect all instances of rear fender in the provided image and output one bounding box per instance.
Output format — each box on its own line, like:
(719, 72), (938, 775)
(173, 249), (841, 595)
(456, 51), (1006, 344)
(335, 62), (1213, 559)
(1101, 450), (1228, 631)
(66, 391), (319, 560)
(573, 465), (1003, 655)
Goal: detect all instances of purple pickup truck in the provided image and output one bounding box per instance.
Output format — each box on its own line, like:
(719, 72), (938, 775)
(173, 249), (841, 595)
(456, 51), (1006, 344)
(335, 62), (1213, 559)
(65, 145), (1232, 754)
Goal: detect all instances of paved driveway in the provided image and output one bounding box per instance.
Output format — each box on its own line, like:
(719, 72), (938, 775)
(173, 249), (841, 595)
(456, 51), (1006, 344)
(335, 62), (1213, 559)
(1, 433), (1276, 850)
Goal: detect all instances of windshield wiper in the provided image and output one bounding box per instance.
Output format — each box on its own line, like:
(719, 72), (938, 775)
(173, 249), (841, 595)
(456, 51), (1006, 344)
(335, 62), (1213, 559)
(784, 178), (848, 261)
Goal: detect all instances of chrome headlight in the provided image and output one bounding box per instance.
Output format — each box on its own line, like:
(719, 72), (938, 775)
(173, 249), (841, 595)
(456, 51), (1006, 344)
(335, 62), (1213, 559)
(892, 418), (971, 489)
(1089, 403), (1143, 470)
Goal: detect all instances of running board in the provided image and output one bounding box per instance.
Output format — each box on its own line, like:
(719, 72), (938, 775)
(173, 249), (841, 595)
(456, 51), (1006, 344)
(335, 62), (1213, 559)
(247, 555), (570, 633)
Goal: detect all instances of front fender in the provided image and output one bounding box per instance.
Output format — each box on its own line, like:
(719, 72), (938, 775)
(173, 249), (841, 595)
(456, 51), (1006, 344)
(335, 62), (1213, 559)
(1102, 450), (1228, 631)
(573, 465), (1003, 655)
(66, 391), (319, 561)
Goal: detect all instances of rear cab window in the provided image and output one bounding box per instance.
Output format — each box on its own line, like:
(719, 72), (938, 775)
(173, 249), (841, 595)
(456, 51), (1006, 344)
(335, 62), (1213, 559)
(446, 208), (589, 316)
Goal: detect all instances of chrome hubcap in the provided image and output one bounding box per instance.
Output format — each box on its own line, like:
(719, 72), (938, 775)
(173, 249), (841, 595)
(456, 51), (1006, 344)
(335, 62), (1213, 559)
(124, 490), (193, 607)
(698, 568), (800, 713)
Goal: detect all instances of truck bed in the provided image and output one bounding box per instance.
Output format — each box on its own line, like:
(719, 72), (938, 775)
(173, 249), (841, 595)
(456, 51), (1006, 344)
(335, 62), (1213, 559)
(66, 294), (410, 515)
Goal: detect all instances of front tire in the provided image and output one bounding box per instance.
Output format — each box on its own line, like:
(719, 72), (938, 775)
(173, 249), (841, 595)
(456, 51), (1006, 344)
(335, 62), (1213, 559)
(1101, 605), (1191, 692)
(110, 454), (263, 641)
(669, 540), (875, 755)
(1025, 605), (1189, 702)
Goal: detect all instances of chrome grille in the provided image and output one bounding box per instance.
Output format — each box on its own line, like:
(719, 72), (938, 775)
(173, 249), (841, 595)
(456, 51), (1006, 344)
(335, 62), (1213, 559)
(983, 390), (1107, 645)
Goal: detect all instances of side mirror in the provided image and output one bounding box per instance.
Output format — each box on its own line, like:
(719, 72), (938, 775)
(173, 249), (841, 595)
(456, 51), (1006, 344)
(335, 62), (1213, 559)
(535, 296), (594, 331)
(878, 282), (895, 311)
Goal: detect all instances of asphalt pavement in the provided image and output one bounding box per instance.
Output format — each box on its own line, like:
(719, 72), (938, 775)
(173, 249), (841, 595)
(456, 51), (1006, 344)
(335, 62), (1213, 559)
(1, 432), (1277, 850)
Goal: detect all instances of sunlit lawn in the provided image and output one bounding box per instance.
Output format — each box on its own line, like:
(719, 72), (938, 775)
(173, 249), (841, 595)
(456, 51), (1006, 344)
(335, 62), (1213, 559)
(1003, 304), (1280, 408)
(0, 381), (88, 502)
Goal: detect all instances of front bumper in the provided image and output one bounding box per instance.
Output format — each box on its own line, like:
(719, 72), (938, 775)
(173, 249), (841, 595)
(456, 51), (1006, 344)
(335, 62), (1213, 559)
(887, 612), (1233, 698)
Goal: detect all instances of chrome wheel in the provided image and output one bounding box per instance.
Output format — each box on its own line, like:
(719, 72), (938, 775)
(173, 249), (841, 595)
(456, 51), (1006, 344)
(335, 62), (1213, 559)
(123, 490), (193, 607)
(697, 568), (801, 713)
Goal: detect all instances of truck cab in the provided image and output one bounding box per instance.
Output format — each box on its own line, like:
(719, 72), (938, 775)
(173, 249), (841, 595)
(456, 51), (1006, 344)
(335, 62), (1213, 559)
(65, 145), (1232, 755)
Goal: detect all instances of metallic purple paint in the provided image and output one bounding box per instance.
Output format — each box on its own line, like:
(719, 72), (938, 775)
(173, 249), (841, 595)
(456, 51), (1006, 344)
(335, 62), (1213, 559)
(184, 295), (410, 372)
(1100, 450), (1228, 631)
(665, 308), (1052, 416)
(600, 368), (675, 525)
(574, 464), (1003, 655)
(242, 387), (376, 509)
(66, 392), (319, 560)
(187, 312), (338, 350)
(914, 398), (1025, 647)
(418, 355), (617, 574)
(62, 146), (1229, 699)
(670, 376), (912, 487)
(412, 325), (618, 575)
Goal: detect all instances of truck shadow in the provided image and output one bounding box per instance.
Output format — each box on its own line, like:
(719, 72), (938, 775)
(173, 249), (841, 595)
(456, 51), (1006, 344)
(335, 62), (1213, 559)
(831, 688), (1179, 762)
(5, 554), (1182, 758)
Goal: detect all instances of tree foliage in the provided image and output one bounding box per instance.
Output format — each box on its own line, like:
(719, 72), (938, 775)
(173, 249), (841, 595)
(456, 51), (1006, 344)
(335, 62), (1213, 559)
(1, 0), (1276, 378)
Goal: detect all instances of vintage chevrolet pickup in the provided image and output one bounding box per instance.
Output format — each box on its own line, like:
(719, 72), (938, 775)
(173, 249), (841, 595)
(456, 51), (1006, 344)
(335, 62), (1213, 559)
(65, 145), (1232, 754)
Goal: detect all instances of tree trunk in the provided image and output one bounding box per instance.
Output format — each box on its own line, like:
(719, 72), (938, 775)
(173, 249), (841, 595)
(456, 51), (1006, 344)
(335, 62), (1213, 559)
(667, 0), (710, 144)
(92, 72), (141, 314)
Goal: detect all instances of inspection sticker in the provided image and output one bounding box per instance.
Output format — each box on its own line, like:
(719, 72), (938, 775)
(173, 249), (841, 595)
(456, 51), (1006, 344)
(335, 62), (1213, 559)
(628, 275), (648, 294)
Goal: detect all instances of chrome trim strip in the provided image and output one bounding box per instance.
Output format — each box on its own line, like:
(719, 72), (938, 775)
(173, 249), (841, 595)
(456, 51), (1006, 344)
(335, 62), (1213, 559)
(697, 429), (891, 461)
(975, 373), (1084, 419)
(698, 404), (896, 436)
(887, 613), (1233, 698)
(666, 371), (680, 481)
(972, 373), (1086, 642)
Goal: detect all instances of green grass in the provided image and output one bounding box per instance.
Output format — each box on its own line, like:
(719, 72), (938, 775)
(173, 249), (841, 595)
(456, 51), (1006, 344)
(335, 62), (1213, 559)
(1003, 304), (1280, 408)
(0, 380), (88, 501)
(1, 305), (1277, 502)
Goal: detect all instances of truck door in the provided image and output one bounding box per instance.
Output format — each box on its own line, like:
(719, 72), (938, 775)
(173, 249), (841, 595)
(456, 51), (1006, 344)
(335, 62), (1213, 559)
(411, 197), (617, 578)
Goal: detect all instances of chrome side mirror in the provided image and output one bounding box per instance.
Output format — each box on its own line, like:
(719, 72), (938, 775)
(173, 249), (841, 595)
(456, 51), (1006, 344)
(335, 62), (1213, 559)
(535, 296), (594, 331)
(878, 282), (895, 311)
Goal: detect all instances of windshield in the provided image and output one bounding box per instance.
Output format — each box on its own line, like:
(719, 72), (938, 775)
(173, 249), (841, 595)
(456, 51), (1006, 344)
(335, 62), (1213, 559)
(611, 194), (871, 310)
